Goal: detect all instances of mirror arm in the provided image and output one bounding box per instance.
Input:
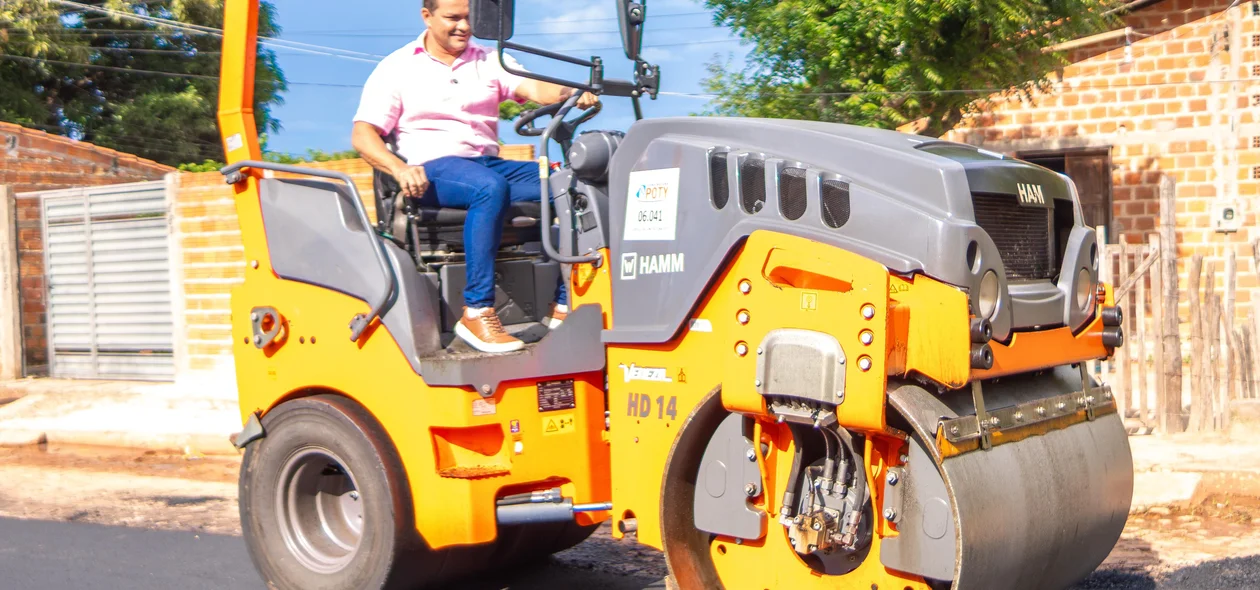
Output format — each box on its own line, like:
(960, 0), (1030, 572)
(501, 40), (595, 69)
(496, 42), (604, 94)
(494, 12), (606, 94)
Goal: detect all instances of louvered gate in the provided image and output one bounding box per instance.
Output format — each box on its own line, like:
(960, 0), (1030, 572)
(35, 182), (175, 380)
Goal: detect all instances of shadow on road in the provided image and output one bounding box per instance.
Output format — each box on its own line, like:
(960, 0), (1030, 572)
(435, 557), (667, 590)
(1073, 568), (1157, 590)
(1156, 555), (1260, 588)
(1074, 554), (1260, 589)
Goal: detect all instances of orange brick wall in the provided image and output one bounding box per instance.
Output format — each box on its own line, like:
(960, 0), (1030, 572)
(930, 0), (1260, 327)
(172, 147), (534, 379)
(2, 122), (172, 375)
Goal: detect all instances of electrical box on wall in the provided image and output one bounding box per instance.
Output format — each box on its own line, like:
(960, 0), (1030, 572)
(1212, 201), (1243, 233)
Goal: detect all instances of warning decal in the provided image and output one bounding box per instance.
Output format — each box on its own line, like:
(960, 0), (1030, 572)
(542, 413), (576, 436)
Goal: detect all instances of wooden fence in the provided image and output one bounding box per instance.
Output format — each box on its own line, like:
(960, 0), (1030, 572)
(1096, 176), (1260, 434)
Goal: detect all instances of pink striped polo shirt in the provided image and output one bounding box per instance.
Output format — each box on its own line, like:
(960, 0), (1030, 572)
(352, 32), (528, 165)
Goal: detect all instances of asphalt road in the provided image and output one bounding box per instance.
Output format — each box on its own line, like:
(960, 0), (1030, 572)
(0, 517), (665, 590)
(4, 515), (1259, 590)
(0, 517), (259, 590)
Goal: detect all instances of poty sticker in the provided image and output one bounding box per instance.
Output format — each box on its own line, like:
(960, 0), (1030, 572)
(688, 318), (713, 332)
(624, 168), (681, 241)
(472, 398), (496, 416)
(225, 133), (245, 153)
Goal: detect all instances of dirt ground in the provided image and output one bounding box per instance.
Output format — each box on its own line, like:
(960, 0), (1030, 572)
(1, 444), (1259, 589)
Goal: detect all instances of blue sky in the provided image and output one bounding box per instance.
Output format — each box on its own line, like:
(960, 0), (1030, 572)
(262, 0), (750, 157)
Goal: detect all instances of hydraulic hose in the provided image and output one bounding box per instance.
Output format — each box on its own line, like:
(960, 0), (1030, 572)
(780, 423), (808, 518)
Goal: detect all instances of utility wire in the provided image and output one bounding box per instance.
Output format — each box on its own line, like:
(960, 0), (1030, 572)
(0, 53), (333, 88)
(278, 10), (712, 33)
(0, 53), (217, 79)
(285, 24), (724, 38)
(48, 0), (386, 62)
(6, 28), (743, 57)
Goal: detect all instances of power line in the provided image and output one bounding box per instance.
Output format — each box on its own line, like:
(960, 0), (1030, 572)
(48, 0), (386, 62)
(3, 41), (218, 55)
(0, 53), (217, 79)
(0, 53), (346, 89)
(277, 10), (712, 34)
(284, 24), (724, 38)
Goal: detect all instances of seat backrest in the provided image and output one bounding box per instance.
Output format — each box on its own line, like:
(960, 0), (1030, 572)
(372, 132), (406, 237)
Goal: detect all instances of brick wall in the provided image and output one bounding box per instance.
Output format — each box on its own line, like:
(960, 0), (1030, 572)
(173, 146), (535, 381)
(922, 0), (1260, 325)
(1, 122), (172, 376)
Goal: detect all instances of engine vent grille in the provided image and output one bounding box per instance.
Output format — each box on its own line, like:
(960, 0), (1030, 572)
(740, 158), (766, 214)
(972, 193), (1054, 281)
(709, 152), (729, 210)
(821, 179), (851, 228)
(780, 167), (808, 220)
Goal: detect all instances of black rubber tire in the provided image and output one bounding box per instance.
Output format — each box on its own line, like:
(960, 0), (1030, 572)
(239, 394), (437, 590)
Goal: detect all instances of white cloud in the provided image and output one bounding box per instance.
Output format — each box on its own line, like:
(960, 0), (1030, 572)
(640, 46), (679, 63)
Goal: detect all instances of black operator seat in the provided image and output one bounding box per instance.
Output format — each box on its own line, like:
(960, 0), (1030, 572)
(372, 135), (543, 252)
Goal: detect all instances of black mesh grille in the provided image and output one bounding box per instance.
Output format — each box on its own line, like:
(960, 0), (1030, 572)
(820, 179), (850, 228)
(780, 168), (808, 220)
(972, 193), (1054, 280)
(740, 158), (766, 214)
(709, 152), (729, 210)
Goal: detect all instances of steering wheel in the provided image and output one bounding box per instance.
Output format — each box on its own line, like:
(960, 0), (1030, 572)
(514, 97), (602, 141)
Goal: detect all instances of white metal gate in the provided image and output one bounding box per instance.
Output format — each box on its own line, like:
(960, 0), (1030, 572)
(35, 182), (175, 380)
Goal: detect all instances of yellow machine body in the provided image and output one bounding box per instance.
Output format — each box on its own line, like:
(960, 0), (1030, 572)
(218, 2), (1129, 588)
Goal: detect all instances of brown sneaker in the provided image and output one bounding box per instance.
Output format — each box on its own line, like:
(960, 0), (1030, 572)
(456, 307), (524, 353)
(544, 303), (569, 329)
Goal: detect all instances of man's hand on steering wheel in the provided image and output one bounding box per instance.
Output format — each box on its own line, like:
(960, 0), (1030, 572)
(564, 87), (600, 110)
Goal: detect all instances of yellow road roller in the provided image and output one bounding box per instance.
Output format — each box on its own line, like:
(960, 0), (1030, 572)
(217, 0), (1132, 588)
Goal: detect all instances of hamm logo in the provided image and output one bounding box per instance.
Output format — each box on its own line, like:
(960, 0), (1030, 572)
(634, 183), (671, 202)
(1016, 183), (1047, 206)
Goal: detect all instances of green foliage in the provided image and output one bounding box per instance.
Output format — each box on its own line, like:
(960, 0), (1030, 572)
(0, 0), (287, 166)
(702, 0), (1123, 136)
(499, 99), (542, 121)
(175, 148), (360, 173)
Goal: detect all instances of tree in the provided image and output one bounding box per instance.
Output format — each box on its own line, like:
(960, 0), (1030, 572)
(702, 1), (1122, 137)
(499, 99), (541, 122)
(177, 147), (360, 173)
(0, 0), (287, 166)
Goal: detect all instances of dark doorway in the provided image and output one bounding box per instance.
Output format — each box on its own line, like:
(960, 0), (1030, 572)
(1017, 147), (1114, 243)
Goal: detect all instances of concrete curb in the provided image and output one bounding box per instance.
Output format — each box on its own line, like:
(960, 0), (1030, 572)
(0, 428), (240, 456)
(1131, 471), (1204, 512)
(0, 428), (46, 447)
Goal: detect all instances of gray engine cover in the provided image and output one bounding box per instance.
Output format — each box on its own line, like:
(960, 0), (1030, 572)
(602, 117), (1097, 346)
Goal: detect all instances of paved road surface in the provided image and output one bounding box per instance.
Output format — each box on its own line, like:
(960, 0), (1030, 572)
(0, 517), (666, 590)
(5, 515), (1260, 590)
(0, 517), (258, 590)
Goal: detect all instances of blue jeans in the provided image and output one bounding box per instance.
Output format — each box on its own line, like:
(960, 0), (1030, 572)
(419, 155), (567, 309)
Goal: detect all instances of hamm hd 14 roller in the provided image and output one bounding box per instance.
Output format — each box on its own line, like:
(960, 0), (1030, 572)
(215, 0), (1133, 588)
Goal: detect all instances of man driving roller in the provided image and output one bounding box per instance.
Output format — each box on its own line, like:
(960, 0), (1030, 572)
(351, 0), (598, 354)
